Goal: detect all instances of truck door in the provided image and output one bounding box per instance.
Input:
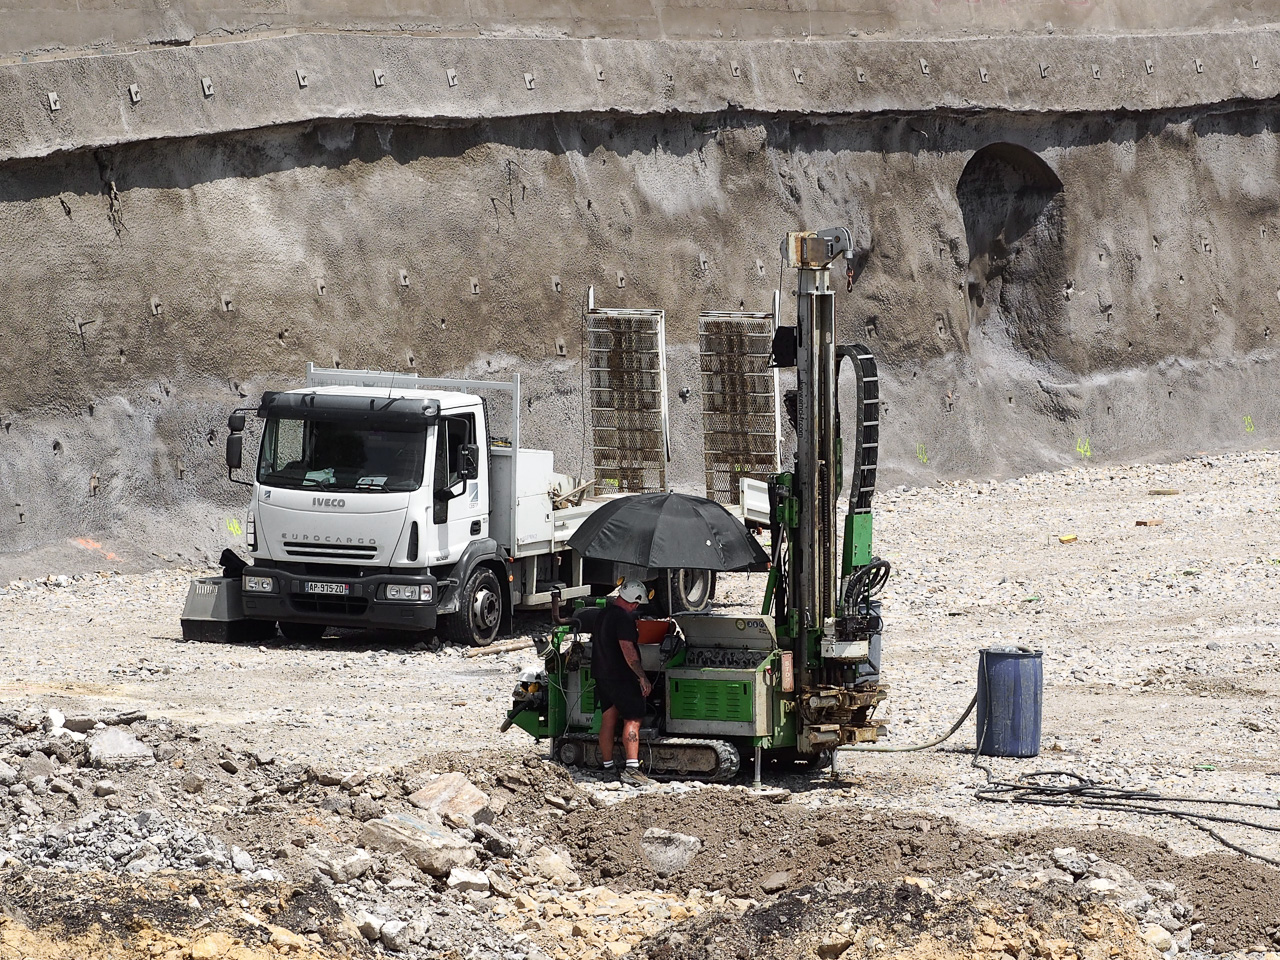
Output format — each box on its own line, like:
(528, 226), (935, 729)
(430, 412), (489, 563)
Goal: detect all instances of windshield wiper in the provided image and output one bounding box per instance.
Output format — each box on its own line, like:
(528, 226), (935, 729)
(261, 471), (307, 488)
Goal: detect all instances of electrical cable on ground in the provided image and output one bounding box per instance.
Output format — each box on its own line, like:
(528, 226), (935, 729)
(971, 763), (1280, 869)
(836, 680), (1280, 868)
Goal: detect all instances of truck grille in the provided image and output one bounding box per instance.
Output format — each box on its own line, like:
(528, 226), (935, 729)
(292, 597), (370, 616)
(282, 541), (378, 560)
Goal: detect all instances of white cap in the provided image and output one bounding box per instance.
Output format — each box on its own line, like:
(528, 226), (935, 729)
(618, 579), (648, 604)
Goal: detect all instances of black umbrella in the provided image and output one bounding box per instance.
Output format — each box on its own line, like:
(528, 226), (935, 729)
(568, 492), (769, 572)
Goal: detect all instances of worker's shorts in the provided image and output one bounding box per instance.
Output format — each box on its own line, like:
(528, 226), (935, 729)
(595, 673), (646, 721)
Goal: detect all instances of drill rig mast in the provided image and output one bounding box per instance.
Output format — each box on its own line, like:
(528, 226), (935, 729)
(769, 228), (887, 757)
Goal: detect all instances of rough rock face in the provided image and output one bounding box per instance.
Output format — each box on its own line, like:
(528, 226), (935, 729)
(4, 105), (1280, 562)
(4, 0), (1273, 60)
(1, 17), (1279, 565)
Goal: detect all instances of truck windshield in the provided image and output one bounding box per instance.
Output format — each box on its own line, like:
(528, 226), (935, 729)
(257, 418), (428, 492)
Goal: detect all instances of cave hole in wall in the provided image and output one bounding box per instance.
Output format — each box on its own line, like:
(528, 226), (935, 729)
(956, 143), (1066, 362)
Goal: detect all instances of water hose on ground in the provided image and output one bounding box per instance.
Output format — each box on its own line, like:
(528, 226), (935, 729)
(829, 681), (1280, 869)
(837, 692), (978, 753)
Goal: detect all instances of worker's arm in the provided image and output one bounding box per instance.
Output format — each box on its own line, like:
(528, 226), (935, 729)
(619, 638), (653, 697)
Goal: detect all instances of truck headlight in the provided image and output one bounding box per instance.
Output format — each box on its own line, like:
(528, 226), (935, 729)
(386, 584), (421, 601)
(243, 575), (276, 593)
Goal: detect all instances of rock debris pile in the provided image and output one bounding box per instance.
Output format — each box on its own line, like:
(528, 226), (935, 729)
(6, 807), (263, 877)
(3, 701), (1280, 960)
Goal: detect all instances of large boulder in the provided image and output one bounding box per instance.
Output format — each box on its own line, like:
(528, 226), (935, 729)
(381, 919), (412, 953)
(62, 715), (98, 733)
(359, 813), (476, 876)
(88, 727), (154, 768)
(640, 827), (702, 877)
(1141, 926), (1174, 953)
(407, 772), (493, 824)
(446, 867), (491, 895)
(19, 751), (56, 780)
(189, 932), (236, 960)
(355, 913), (383, 941)
(528, 846), (579, 886)
(317, 850), (376, 884)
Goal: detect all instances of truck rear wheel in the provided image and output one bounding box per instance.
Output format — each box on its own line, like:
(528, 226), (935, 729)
(662, 568), (715, 614)
(278, 621), (326, 644)
(440, 567), (503, 647)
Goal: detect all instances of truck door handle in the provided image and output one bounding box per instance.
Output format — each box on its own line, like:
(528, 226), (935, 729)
(470, 520), (482, 535)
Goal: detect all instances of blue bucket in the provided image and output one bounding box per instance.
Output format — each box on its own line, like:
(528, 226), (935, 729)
(976, 646), (1043, 758)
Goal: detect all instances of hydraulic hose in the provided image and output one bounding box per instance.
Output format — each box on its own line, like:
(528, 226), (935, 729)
(838, 692), (977, 753)
(841, 556), (891, 613)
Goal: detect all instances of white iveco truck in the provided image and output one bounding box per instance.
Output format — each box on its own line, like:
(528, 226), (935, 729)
(218, 365), (730, 646)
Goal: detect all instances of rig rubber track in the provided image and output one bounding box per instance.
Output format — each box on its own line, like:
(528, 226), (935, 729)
(554, 734), (741, 782)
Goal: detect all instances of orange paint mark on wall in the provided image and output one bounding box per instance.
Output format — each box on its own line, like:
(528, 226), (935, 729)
(74, 537), (118, 561)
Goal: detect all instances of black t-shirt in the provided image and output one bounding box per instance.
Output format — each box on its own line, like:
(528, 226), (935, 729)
(591, 601), (639, 683)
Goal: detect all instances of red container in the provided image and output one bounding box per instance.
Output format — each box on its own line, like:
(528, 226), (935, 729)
(636, 619), (671, 644)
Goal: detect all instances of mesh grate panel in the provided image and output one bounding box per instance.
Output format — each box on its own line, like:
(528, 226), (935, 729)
(698, 313), (779, 505)
(587, 309), (669, 493)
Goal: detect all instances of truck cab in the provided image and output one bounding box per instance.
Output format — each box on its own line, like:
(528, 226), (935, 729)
(220, 364), (742, 648)
(233, 368), (509, 645)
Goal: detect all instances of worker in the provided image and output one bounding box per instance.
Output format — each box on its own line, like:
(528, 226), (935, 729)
(592, 579), (654, 786)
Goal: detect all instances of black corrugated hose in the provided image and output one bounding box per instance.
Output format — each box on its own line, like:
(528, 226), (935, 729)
(841, 557), (891, 613)
(842, 692), (978, 753)
(971, 762), (1280, 868)
(839, 669), (1280, 867)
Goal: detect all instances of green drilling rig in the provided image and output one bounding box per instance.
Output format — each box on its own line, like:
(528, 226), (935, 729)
(504, 227), (889, 781)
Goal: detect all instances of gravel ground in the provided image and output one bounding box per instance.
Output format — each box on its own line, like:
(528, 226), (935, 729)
(5, 452), (1278, 845)
(2, 450), (1279, 959)
(838, 449), (1280, 861)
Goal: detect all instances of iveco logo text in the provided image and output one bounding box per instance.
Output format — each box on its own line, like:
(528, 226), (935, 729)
(312, 497), (346, 508)
(283, 534), (376, 544)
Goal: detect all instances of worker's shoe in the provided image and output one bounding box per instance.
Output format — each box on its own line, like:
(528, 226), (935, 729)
(620, 766), (654, 788)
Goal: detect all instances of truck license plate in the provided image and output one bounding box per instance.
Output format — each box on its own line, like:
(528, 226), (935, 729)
(304, 582), (350, 596)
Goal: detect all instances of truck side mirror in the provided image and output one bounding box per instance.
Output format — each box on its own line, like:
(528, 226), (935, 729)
(226, 434), (243, 471)
(458, 443), (480, 481)
(228, 413), (246, 432)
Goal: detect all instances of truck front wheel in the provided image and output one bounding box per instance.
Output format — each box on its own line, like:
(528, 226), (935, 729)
(440, 567), (503, 647)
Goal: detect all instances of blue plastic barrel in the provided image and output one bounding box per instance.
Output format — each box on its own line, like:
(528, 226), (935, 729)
(975, 646), (1043, 757)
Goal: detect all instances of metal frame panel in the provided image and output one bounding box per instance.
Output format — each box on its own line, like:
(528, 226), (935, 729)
(697, 310), (780, 505)
(585, 306), (670, 493)
(673, 612), (777, 651)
